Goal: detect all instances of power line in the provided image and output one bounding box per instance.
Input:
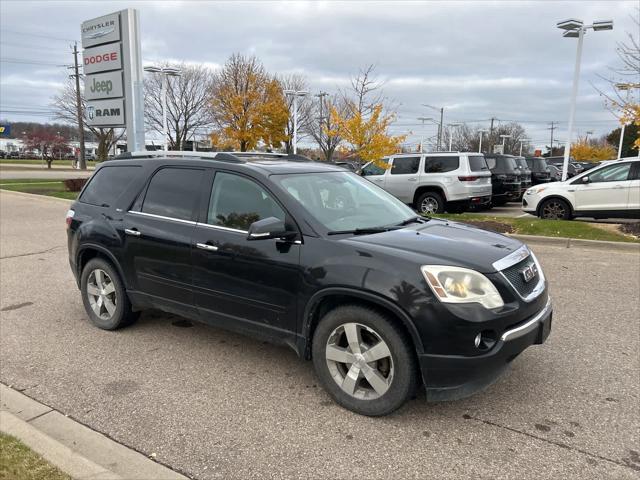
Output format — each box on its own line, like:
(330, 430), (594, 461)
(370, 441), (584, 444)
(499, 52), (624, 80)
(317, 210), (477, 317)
(0, 41), (67, 53)
(1, 57), (70, 67)
(1, 29), (77, 43)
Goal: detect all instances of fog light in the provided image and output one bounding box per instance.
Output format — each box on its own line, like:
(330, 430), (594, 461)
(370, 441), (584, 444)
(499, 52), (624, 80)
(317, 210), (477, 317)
(474, 333), (482, 348)
(475, 330), (497, 351)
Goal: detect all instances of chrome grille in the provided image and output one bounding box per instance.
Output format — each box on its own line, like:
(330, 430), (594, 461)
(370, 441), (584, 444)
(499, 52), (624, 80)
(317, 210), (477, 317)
(501, 255), (539, 298)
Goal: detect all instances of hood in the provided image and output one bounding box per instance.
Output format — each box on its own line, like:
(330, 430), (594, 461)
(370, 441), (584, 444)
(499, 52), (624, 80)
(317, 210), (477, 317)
(345, 219), (522, 273)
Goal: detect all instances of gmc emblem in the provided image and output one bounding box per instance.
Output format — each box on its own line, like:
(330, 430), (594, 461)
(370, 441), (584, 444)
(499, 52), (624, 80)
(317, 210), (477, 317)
(521, 264), (538, 283)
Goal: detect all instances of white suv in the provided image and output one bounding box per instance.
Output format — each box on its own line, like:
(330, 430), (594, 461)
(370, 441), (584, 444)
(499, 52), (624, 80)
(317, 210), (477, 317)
(360, 152), (492, 214)
(523, 158), (640, 220)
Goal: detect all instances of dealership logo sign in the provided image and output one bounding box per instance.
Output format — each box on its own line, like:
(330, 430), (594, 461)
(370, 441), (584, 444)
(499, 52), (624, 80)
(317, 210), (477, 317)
(81, 13), (120, 48)
(85, 98), (125, 127)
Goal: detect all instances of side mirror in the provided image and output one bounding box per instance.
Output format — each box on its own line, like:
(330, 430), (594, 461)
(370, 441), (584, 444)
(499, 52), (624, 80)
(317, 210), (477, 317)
(247, 217), (292, 241)
(581, 176), (590, 184)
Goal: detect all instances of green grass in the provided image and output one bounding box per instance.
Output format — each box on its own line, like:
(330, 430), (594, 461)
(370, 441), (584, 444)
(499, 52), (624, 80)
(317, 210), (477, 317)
(433, 213), (639, 243)
(0, 432), (72, 480)
(0, 158), (96, 167)
(0, 179), (79, 200)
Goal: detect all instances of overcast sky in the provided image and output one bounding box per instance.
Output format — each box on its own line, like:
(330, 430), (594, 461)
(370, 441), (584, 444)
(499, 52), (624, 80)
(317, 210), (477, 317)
(1, 0), (638, 150)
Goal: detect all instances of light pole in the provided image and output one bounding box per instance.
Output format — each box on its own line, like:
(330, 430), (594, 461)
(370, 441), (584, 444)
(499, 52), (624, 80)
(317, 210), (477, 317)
(614, 83), (639, 159)
(144, 65), (181, 151)
(518, 138), (529, 156)
(447, 122), (462, 151)
(315, 91), (328, 151)
(478, 129), (488, 153)
(557, 18), (613, 179)
(284, 89), (309, 154)
(417, 117), (433, 153)
(500, 134), (512, 154)
(423, 104), (445, 151)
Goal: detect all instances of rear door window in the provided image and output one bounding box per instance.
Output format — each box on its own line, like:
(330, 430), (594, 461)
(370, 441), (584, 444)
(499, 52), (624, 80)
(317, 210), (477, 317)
(79, 166), (141, 207)
(361, 162), (386, 176)
(142, 167), (204, 221)
(390, 157), (420, 174)
(468, 156), (488, 172)
(586, 163), (632, 183)
(425, 156), (459, 173)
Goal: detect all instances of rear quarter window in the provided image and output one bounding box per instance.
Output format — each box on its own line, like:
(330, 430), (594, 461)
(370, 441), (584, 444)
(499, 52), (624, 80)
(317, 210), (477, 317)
(425, 156), (459, 173)
(79, 166), (141, 207)
(468, 156), (488, 172)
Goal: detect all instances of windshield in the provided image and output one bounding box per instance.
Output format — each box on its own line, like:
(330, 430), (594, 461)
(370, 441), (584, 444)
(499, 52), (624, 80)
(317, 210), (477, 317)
(514, 158), (529, 170)
(273, 171), (416, 232)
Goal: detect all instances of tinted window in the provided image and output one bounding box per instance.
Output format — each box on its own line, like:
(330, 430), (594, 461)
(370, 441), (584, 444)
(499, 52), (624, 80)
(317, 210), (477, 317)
(142, 168), (203, 220)
(485, 157), (497, 169)
(425, 156), (459, 173)
(391, 157), (420, 174)
(587, 163), (632, 183)
(80, 166), (141, 207)
(361, 162), (385, 176)
(208, 172), (285, 231)
(526, 158), (548, 171)
(468, 156), (488, 172)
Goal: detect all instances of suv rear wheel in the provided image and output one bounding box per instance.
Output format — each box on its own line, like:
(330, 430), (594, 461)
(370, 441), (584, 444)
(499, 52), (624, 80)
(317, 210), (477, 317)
(540, 198), (572, 220)
(80, 258), (139, 330)
(416, 191), (444, 214)
(312, 305), (418, 416)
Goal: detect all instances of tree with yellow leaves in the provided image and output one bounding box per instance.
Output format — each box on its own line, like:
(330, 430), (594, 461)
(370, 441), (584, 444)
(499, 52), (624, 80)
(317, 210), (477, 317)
(210, 54), (289, 151)
(570, 141), (617, 161)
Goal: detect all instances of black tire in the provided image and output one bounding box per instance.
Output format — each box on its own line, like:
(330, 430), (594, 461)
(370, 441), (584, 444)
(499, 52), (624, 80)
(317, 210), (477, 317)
(539, 198), (572, 220)
(312, 305), (418, 416)
(80, 258), (139, 330)
(416, 191), (445, 215)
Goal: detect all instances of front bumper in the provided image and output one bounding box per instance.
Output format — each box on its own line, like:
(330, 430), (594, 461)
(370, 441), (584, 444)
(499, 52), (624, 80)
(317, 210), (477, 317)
(420, 297), (552, 401)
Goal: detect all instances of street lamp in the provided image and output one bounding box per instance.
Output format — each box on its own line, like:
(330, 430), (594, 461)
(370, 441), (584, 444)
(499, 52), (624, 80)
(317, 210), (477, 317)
(500, 134), (511, 153)
(417, 117), (433, 153)
(478, 129), (488, 153)
(447, 122), (462, 151)
(557, 18), (613, 179)
(284, 89), (309, 154)
(144, 65), (181, 151)
(423, 104), (445, 151)
(518, 138), (530, 156)
(614, 83), (639, 159)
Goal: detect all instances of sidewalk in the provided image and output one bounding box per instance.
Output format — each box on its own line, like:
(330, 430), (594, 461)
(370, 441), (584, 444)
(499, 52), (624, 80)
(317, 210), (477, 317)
(0, 384), (188, 480)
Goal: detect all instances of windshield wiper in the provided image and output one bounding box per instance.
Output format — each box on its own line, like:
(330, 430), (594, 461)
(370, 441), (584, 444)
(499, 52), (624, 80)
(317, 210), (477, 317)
(396, 215), (428, 226)
(328, 226), (400, 235)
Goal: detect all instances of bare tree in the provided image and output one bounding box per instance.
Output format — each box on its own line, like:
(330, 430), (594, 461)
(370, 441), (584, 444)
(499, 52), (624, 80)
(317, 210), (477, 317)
(345, 64), (386, 117)
(279, 73), (313, 154)
(306, 93), (347, 162)
(51, 79), (123, 161)
(444, 122), (530, 155)
(144, 62), (215, 150)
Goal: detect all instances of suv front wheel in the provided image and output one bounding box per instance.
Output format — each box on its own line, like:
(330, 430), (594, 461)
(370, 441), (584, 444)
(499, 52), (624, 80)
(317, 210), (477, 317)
(312, 305), (418, 416)
(416, 191), (444, 215)
(80, 258), (139, 330)
(539, 198), (572, 220)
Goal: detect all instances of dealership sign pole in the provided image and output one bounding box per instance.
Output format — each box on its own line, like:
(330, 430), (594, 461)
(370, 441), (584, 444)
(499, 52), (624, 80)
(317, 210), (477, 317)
(81, 9), (145, 153)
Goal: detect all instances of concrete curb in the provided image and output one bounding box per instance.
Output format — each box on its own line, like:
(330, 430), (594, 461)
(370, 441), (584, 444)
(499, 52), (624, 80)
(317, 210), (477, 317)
(509, 233), (640, 253)
(0, 189), (73, 203)
(0, 384), (188, 480)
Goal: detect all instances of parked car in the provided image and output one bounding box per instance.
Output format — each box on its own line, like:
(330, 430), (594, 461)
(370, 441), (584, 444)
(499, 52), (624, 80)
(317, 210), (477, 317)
(546, 157), (580, 178)
(7, 151), (20, 159)
(334, 161), (357, 172)
(361, 152), (492, 214)
(576, 161), (601, 171)
(525, 157), (552, 185)
(523, 158), (640, 220)
(0, 150), (6, 159)
(514, 156), (532, 195)
(547, 164), (562, 182)
(484, 154), (522, 205)
(67, 150), (552, 416)
(85, 153), (96, 161)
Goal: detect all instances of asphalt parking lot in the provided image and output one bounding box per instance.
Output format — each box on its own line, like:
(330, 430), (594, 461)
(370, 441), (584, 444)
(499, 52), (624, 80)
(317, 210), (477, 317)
(1, 190), (638, 479)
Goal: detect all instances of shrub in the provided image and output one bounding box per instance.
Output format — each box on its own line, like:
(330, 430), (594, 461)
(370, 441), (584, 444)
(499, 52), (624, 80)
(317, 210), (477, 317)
(62, 178), (88, 192)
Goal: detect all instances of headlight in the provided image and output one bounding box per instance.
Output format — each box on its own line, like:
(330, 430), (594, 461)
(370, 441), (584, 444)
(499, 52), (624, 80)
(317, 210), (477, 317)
(526, 186), (546, 195)
(421, 265), (504, 309)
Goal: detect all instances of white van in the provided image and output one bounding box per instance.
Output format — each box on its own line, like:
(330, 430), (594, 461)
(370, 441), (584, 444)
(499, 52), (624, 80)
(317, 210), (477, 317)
(360, 152), (492, 214)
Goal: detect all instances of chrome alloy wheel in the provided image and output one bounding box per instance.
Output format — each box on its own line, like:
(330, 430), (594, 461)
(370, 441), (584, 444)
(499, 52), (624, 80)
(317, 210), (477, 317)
(86, 269), (117, 320)
(325, 322), (394, 400)
(420, 196), (439, 214)
(542, 200), (566, 219)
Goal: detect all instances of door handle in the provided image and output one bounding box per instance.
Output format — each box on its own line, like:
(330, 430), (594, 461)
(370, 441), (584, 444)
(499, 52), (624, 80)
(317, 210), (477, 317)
(408, 177), (417, 181)
(373, 178), (383, 182)
(612, 185), (625, 189)
(124, 228), (141, 237)
(196, 242), (218, 252)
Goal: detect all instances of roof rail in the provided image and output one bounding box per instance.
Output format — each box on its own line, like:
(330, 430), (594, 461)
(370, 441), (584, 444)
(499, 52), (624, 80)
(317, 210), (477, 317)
(115, 150), (312, 163)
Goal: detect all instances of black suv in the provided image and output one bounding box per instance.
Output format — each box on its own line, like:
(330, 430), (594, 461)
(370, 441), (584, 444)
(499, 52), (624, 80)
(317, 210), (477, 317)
(514, 156), (532, 195)
(67, 152), (552, 416)
(484, 155), (522, 205)
(525, 157), (552, 185)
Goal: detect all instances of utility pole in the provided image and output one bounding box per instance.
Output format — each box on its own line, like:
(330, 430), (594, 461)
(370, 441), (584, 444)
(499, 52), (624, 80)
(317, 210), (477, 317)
(70, 42), (86, 170)
(488, 117), (496, 153)
(547, 121), (557, 156)
(315, 92), (328, 155)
